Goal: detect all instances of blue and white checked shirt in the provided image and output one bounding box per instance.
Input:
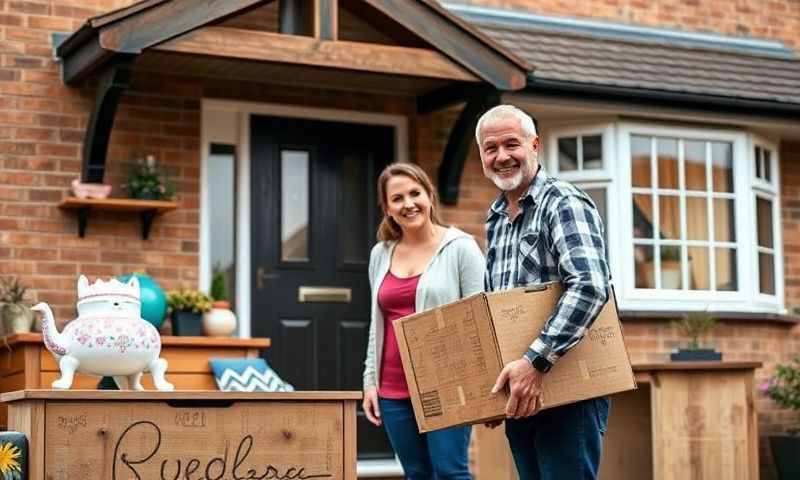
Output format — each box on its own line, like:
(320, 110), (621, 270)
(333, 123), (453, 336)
(485, 167), (610, 366)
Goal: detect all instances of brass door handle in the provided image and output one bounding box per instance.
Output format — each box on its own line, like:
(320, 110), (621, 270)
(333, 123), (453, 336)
(298, 286), (351, 303)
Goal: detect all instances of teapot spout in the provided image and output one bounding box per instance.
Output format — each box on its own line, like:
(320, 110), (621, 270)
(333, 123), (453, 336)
(32, 303), (67, 356)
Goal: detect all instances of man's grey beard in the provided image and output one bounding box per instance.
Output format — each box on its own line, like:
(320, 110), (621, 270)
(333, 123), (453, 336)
(484, 155), (537, 192)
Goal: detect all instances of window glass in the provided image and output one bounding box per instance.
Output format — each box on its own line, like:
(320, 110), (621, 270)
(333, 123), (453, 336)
(281, 150), (310, 262)
(631, 135), (651, 188)
(209, 143), (237, 307)
(558, 137), (578, 171)
(630, 135), (738, 293)
(583, 135), (603, 170)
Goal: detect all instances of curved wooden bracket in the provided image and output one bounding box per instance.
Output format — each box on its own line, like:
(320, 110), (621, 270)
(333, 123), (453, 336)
(81, 56), (135, 183)
(437, 89), (501, 205)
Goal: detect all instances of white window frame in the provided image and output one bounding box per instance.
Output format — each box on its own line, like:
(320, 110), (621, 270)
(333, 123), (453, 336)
(545, 123), (616, 183)
(615, 122), (783, 313)
(749, 135), (783, 310)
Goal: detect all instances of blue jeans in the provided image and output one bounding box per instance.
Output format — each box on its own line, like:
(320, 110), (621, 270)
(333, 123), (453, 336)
(505, 396), (610, 480)
(379, 397), (472, 479)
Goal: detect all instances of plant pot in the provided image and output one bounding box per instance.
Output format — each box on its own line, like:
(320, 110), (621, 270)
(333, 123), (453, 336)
(132, 191), (159, 200)
(2, 303), (33, 334)
(670, 348), (722, 361)
(770, 435), (800, 480)
(203, 303), (237, 337)
(171, 310), (203, 336)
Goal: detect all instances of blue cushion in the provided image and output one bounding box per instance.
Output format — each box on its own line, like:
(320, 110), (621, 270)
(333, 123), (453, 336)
(209, 358), (294, 392)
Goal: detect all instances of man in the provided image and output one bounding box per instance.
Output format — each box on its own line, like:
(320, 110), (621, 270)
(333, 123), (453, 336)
(477, 104), (611, 480)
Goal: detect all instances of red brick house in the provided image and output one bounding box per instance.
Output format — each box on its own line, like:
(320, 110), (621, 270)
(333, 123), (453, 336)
(0, 0), (798, 478)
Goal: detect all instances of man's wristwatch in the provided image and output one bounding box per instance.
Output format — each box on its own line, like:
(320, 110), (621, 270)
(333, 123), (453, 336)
(531, 355), (552, 373)
(525, 351), (552, 373)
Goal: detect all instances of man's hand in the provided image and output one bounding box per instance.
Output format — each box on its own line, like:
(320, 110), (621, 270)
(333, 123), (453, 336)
(362, 386), (382, 426)
(491, 358), (545, 419)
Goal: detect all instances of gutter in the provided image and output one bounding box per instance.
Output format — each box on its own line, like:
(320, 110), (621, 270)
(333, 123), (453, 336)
(525, 78), (800, 121)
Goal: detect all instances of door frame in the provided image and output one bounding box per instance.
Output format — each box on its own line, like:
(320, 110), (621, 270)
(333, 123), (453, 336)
(199, 98), (408, 339)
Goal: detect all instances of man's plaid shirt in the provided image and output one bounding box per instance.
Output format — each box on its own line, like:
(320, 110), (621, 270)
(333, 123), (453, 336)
(485, 167), (610, 366)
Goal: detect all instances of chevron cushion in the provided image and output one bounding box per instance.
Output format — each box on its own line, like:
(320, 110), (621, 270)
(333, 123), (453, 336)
(209, 358), (294, 392)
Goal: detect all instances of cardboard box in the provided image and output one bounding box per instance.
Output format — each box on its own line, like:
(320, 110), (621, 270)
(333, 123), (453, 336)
(394, 282), (636, 432)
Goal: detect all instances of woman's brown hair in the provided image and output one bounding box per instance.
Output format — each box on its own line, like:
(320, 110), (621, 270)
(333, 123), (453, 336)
(377, 163), (444, 242)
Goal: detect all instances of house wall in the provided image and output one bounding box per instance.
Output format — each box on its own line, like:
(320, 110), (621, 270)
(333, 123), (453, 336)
(0, 1), (798, 479)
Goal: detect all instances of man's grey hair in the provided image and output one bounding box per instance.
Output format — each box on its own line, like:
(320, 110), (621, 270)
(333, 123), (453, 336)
(475, 104), (537, 146)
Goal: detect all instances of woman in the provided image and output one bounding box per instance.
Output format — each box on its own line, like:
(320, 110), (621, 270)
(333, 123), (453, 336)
(362, 163), (485, 479)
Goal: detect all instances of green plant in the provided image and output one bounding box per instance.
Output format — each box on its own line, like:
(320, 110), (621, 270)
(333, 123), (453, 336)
(123, 155), (175, 200)
(661, 247), (681, 262)
(166, 286), (212, 314)
(210, 266), (227, 302)
(672, 311), (716, 350)
(761, 357), (800, 435)
(0, 277), (29, 306)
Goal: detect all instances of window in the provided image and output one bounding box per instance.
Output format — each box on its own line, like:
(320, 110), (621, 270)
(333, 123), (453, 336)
(546, 124), (615, 252)
(752, 139), (780, 299)
(208, 143), (238, 308)
(550, 122), (783, 312)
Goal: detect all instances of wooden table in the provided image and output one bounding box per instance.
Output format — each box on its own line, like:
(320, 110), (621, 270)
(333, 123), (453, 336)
(3, 389), (359, 479)
(474, 361), (761, 480)
(0, 333), (271, 427)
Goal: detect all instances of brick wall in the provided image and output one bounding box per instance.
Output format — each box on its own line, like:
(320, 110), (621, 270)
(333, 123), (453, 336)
(463, 0), (800, 48)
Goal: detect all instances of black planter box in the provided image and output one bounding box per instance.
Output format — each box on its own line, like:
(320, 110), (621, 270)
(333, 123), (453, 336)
(670, 348), (722, 361)
(770, 435), (800, 480)
(171, 310), (203, 336)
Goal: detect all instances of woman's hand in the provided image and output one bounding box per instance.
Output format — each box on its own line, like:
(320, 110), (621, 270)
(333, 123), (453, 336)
(363, 386), (382, 426)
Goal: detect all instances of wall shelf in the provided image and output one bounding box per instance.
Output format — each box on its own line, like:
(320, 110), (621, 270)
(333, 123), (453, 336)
(57, 197), (178, 240)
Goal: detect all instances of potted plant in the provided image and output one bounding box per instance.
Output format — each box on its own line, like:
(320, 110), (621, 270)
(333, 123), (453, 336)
(670, 310), (722, 361)
(122, 155), (175, 201)
(203, 268), (237, 336)
(0, 277), (34, 334)
(166, 286), (212, 336)
(761, 357), (800, 479)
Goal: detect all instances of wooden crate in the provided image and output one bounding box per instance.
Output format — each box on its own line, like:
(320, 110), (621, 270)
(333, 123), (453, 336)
(3, 390), (360, 480)
(473, 361), (761, 480)
(0, 333), (270, 428)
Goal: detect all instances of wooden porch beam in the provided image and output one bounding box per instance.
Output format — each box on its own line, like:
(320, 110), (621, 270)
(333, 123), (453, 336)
(154, 27), (480, 82)
(99, 0), (271, 53)
(360, 0), (528, 90)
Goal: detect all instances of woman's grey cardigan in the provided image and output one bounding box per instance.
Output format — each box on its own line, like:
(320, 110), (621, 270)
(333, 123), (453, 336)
(362, 227), (486, 390)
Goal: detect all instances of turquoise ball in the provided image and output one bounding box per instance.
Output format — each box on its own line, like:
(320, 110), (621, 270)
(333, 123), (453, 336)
(118, 273), (167, 329)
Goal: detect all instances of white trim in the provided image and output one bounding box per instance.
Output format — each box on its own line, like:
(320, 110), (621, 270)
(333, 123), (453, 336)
(200, 99), (409, 338)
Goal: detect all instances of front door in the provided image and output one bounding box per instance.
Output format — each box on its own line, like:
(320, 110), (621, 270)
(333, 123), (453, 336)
(250, 115), (394, 459)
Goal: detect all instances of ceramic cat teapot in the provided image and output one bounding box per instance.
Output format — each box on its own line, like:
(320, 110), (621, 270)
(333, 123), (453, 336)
(31, 275), (174, 391)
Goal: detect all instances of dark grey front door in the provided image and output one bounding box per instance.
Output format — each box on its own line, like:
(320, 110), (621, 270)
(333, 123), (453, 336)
(250, 114), (394, 459)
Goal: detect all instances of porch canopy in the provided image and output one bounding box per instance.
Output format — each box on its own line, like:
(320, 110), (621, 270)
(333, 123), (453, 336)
(56, 0), (531, 184)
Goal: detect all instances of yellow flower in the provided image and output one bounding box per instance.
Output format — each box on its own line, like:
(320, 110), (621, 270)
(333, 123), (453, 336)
(0, 442), (21, 476)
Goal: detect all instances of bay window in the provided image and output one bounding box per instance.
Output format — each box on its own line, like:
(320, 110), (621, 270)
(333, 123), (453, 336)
(547, 121), (783, 313)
